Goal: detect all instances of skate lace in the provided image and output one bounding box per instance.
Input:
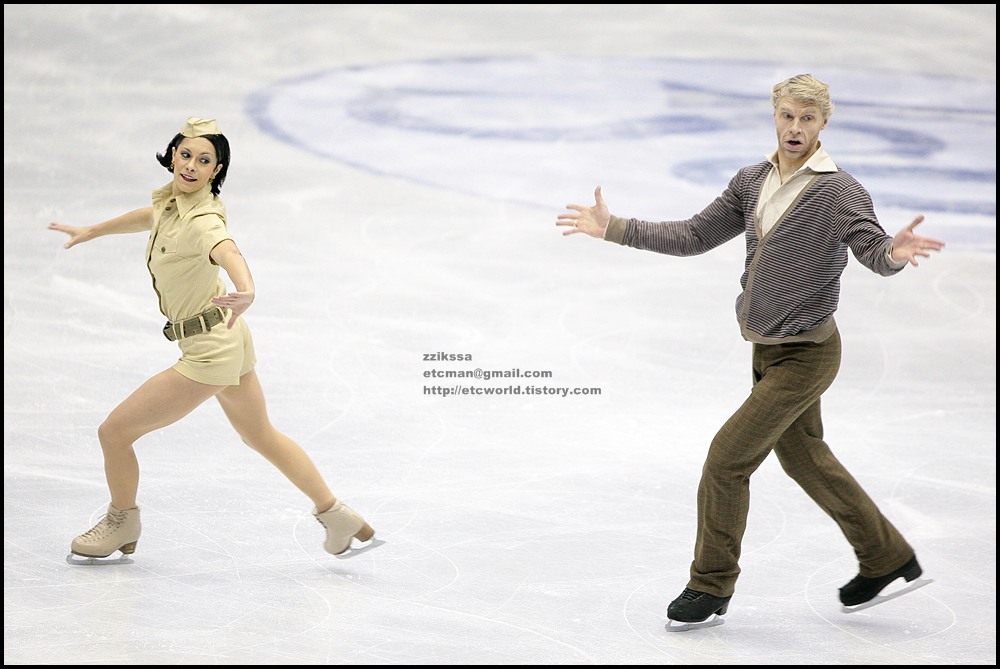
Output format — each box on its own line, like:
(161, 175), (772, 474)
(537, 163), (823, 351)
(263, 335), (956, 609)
(677, 588), (701, 602)
(78, 510), (125, 541)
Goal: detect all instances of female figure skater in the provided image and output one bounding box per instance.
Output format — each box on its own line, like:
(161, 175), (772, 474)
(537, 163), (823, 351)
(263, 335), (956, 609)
(50, 117), (373, 560)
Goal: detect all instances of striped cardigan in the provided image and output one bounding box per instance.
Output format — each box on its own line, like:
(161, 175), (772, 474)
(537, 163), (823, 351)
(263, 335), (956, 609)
(603, 161), (903, 344)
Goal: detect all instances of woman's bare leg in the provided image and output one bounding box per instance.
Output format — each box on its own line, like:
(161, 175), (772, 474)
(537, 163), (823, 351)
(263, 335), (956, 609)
(98, 368), (222, 509)
(215, 369), (336, 511)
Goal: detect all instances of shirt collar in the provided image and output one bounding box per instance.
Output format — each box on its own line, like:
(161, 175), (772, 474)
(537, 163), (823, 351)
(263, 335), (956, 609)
(153, 181), (215, 217)
(765, 142), (839, 175)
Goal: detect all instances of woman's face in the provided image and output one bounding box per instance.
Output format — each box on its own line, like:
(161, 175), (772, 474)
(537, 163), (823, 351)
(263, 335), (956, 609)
(171, 137), (221, 194)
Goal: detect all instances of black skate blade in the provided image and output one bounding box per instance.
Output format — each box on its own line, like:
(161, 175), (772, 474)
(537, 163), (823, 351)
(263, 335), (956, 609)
(334, 537), (386, 559)
(66, 553), (134, 566)
(665, 615), (725, 632)
(841, 577), (934, 613)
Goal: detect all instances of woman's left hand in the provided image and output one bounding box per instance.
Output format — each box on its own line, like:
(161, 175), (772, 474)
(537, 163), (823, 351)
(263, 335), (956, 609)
(212, 291), (255, 328)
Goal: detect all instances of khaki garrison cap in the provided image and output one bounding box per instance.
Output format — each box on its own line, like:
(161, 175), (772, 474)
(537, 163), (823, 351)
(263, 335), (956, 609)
(180, 117), (220, 137)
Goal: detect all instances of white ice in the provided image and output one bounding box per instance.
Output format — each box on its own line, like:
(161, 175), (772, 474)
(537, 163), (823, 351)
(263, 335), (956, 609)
(4, 5), (995, 665)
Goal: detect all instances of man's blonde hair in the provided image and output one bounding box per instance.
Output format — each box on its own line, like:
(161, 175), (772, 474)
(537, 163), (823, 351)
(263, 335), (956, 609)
(771, 74), (834, 119)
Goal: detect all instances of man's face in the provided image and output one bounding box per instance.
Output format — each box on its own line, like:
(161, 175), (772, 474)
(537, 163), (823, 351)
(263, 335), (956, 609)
(773, 97), (827, 164)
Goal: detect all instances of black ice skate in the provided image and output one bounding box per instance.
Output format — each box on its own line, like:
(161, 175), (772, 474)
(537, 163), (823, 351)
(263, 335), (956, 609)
(840, 555), (934, 613)
(665, 588), (731, 632)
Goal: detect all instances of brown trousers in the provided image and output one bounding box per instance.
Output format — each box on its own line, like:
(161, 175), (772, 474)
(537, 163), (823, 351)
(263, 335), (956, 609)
(688, 328), (914, 597)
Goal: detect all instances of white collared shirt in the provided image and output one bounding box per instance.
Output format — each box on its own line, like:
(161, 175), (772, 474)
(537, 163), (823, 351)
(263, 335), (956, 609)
(756, 144), (839, 237)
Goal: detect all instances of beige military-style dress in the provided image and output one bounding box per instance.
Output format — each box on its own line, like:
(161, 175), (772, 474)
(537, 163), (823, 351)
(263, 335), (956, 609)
(146, 182), (256, 385)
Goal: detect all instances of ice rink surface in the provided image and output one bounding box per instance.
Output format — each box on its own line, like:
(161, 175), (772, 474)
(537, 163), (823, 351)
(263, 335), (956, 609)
(4, 4), (995, 665)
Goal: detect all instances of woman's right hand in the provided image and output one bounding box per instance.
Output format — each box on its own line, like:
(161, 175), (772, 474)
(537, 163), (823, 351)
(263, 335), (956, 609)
(48, 222), (92, 249)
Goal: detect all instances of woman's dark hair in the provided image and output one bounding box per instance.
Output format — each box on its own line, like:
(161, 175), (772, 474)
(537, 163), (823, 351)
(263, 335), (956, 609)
(156, 132), (231, 196)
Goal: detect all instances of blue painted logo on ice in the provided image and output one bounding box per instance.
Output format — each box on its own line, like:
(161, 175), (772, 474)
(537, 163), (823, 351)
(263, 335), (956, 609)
(247, 57), (995, 251)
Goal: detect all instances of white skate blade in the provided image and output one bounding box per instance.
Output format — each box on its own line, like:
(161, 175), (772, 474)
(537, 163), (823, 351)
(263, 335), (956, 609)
(841, 577), (934, 613)
(665, 615), (725, 632)
(334, 537), (386, 559)
(66, 553), (134, 566)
